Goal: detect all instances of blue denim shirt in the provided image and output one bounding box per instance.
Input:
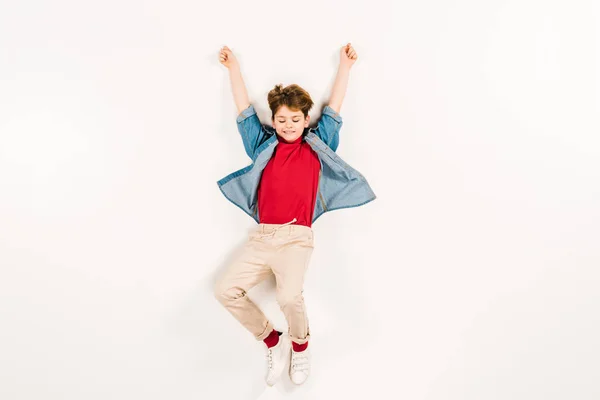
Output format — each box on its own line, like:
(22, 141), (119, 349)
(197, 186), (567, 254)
(217, 104), (376, 223)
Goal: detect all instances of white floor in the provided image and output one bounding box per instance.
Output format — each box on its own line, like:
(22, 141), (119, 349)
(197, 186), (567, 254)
(1, 0), (599, 399)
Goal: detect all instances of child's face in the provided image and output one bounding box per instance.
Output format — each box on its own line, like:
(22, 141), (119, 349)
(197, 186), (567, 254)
(272, 105), (310, 143)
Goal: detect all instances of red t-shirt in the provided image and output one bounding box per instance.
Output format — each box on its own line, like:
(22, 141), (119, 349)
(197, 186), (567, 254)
(257, 134), (321, 227)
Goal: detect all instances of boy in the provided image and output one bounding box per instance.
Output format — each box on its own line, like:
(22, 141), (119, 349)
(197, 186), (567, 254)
(214, 43), (375, 386)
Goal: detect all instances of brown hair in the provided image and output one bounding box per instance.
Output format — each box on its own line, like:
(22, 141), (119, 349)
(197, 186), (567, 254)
(267, 84), (314, 120)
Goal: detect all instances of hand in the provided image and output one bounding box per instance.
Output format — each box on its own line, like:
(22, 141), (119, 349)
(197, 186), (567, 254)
(340, 43), (358, 69)
(219, 45), (239, 70)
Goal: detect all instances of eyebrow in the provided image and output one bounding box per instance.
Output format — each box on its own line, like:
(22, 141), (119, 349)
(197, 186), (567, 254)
(276, 115), (302, 118)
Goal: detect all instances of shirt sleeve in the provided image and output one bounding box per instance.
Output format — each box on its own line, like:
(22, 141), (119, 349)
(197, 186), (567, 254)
(236, 104), (271, 159)
(312, 105), (343, 152)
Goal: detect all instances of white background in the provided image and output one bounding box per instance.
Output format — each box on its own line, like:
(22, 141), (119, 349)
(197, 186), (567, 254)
(1, 0), (599, 399)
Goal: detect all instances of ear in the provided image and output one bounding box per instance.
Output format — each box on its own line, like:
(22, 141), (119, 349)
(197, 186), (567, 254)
(304, 115), (310, 127)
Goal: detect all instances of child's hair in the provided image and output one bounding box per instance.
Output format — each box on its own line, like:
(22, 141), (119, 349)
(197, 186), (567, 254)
(267, 84), (314, 120)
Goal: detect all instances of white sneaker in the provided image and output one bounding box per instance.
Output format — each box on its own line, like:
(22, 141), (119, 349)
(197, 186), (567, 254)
(289, 347), (310, 385)
(265, 335), (289, 386)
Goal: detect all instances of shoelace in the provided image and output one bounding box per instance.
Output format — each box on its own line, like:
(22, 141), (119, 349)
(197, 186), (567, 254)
(267, 349), (273, 369)
(291, 352), (309, 371)
(266, 348), (274, 370)
(258, 218), (297, 238)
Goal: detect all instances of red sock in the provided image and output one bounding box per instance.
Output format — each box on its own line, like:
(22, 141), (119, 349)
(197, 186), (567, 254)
(292, 341), (308, 352)
(263, 329), (281, 348)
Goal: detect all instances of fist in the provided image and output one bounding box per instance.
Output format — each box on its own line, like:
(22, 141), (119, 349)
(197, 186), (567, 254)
(340, 43), (358, 68)
(219, 46), (239, 69)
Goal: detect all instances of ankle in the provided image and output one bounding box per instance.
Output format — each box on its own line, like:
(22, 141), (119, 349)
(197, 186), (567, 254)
(263, 329), (282, 348)
(292, 341), (308, 352)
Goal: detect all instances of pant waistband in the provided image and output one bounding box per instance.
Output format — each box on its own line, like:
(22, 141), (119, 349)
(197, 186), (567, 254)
(255, 218), (312, 237)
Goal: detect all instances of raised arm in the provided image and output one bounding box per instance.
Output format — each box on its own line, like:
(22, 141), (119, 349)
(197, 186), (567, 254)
(311, 43), (358, 151)
(327, 43), (358, 114)
(219, 46), (270, 159)
(219, 46), (250, 114)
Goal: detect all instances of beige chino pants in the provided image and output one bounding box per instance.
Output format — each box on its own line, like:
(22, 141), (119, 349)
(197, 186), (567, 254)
(214, 219), (314, 345)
